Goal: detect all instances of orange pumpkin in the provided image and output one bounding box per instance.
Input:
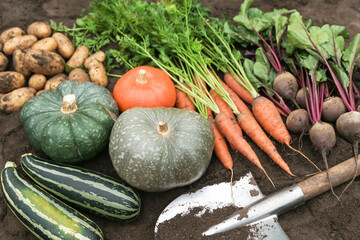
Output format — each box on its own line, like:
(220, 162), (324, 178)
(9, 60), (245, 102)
(113, 66), (176, 112)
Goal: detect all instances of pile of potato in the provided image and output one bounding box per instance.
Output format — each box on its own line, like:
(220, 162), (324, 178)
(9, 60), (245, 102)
(0, 21), (108, 113)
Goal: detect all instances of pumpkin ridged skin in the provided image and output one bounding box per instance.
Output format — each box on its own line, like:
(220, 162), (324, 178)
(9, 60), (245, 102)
(1, 161), (104, 240)
(112, 66), (176, 112)
(20, 81), (119, 163)
(109, 107), (215, 192)
(21, 153), (141, 222)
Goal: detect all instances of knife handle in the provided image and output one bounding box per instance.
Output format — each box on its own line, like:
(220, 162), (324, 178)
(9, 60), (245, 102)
(298, 155), (359, 201)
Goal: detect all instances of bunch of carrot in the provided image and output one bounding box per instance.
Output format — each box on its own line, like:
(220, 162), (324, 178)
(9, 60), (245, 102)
(174, 69), (297, 187)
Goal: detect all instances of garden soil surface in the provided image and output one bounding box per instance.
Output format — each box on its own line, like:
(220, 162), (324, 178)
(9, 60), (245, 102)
(1, 0), (360, 239)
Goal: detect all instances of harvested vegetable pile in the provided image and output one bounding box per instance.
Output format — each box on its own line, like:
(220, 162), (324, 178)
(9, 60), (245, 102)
(1, 0), (360, 240)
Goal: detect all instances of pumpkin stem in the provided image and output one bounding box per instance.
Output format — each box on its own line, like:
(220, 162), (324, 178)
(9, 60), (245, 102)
(157, 120), (170, 136)
(136, 69), (147, 84)
(61, 94), (78, 114)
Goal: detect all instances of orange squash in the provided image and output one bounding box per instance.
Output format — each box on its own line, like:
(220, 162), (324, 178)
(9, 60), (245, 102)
(113, 66), (176, 112)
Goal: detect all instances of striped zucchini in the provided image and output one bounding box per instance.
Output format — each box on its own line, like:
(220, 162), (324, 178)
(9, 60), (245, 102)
(21, 153), (141, 222)
(1, 161), (104, 240)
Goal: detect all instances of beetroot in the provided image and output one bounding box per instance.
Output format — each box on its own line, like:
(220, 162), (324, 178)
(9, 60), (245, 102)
(300, 69), (340, 200)
(286, 109), (309, 134)
(309, 121), (336, 152)
(335, 111), (360, 198)
(336, 111), (360, 144)
(309, 121), (339, 200)
(336, 111), (360, 148)
(295, 88), (306, 109)
(321, 96), (346, 122)
(273, 71), (299, 103)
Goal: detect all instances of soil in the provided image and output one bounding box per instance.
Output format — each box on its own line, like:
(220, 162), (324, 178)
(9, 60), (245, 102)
(1, 0), (360, 240)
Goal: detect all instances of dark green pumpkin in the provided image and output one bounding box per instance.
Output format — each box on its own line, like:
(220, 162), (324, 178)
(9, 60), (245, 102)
(109, 107), (214, 192)
(20, 81), (119, 163)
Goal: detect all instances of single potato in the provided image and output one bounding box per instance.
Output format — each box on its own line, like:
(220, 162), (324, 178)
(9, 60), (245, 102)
(85, 60), (108, 87)
(52, 32), (74, 59)
(0, 42), (3, 52)
(0, 71), (26, 93)
(0, 52), (8, 71)
(13, 49), (31, 76)
(0, 87), (36, 113)
(44, 73), (67, 90)
(31, 37), (58, 52)
(27, 22), (52, 39)
(3, 35), (38, 55)
(35, 89), (48, 96)
(25, 49), (65, 76)
(28, 74), (47, 90)
(68, 68), (90, 82)
(0, 27), (25, 45)
(66, 45), (89, 72)
(84, 51), (106, 69)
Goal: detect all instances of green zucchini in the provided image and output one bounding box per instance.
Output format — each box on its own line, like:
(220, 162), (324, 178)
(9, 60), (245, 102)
(1, 161), (104, 240)
(21, 153), (141, 222)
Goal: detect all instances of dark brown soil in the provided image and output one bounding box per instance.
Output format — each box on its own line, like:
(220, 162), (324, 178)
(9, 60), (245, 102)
(1, 0), (360, 239)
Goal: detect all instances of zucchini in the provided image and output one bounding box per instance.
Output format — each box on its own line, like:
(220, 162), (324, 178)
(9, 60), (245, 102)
(1, 161), (104, 240)
(21, 153), (141, 222)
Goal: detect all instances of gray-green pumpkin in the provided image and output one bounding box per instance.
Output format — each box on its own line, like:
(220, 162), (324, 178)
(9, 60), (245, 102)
(20, 81), (119, 163)
(109, 107), (214, 192)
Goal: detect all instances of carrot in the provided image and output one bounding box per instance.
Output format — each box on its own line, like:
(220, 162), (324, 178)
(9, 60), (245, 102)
(216, 113), (274, 186)
(215, 113), (273, 184)
(210, 89), (242, 138)
(209, 118), (233, 170)
(221, 80), (253, 117)
(236, 112), (294, 176)
(207, 109), (233, 169)
(209, 90), (233, 116)
(224, 72), (254, 105)
(252, 96), (320, 172)
(252, 96), (291, 144)
(175, 84), (196, 111)
(209, 115), (236, 203)
(215, 113), (256, 163)
(207, 108), (214, 119)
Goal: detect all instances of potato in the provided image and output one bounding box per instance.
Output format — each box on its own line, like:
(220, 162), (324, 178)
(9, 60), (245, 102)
(36, 89), (48, 96)
(52, 32), (74, 59)
(31, 37), (58, 52)
(13, 49), (31, 76)
(0, 71), (26, 93)
(27, 21), (52, 39)
(0, 52), (8, 71)
(44, 73), (67, 90)
(25, 49), (65, 76)
(0, 42), (2, 52)
(84, 51), (106, 69)
(68, 68), (90, 82)
(29, 74), (47, 90)
(3, 35), (38, 55)
(0, 87), (36, 113)
(0, 27), (25, 44)
(85, 60), (108, 87)
(66, 45), (89, 72)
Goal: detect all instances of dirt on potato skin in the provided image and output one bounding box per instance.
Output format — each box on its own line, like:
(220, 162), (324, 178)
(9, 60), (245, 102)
(1, 0), (360, 240)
